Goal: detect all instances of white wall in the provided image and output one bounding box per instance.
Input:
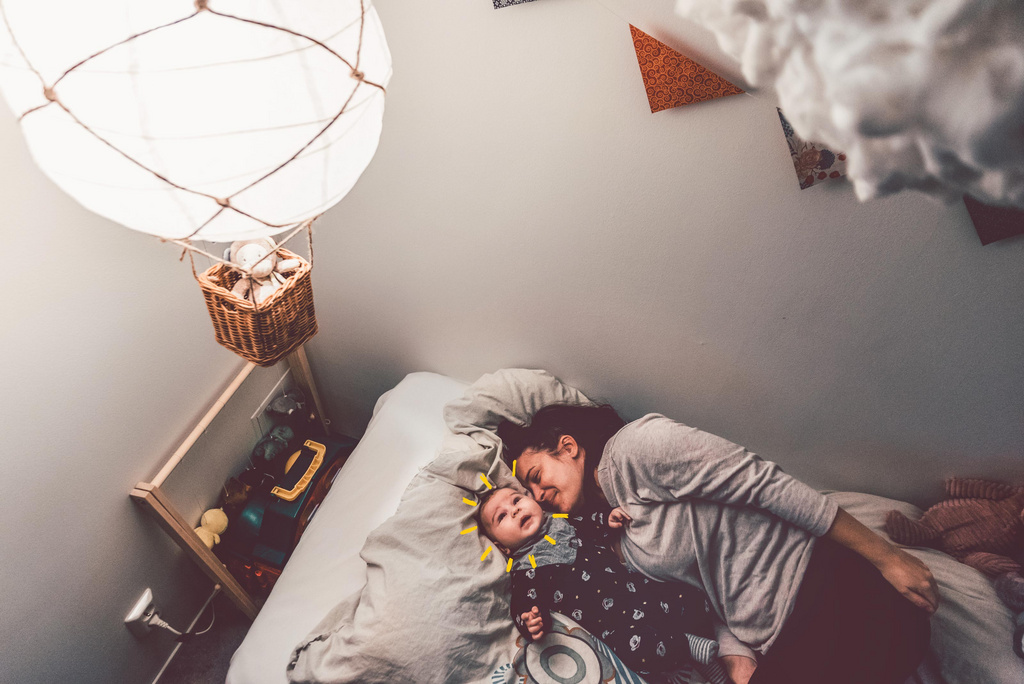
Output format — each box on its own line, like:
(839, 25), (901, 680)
(304, 0), (1022, 506)
(1, 0), (1021, 681)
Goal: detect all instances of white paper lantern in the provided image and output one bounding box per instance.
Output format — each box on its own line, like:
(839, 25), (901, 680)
(0, 0), (391, 241)
(677, 0), (1024, 208)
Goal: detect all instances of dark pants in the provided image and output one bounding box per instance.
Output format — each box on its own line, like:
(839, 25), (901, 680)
(749, 539), (931, 684)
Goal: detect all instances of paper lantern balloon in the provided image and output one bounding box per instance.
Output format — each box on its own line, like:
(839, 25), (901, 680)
(677, 0), (1024, 208)
(0, 0), (391, 241)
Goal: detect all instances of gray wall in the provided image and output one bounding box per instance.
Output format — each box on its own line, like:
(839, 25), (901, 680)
(304, 0), (1022, 505)
(1, 0), (1021, 681)
(0, 107), (291, 680)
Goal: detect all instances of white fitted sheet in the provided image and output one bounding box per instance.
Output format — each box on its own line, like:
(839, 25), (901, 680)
(225, 372), (469, 684)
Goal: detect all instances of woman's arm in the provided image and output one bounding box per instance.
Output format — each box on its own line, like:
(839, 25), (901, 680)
(825, 508), (939, 612)
(604, 416), (838, 536)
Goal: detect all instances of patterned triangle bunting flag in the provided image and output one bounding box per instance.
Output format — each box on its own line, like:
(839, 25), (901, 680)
(493, 0), (536, 8)
(777, 108), (848, 190)
(630, 25), (744, 113)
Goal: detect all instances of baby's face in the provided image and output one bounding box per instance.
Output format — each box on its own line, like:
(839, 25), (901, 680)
(481, 488), (543, 551)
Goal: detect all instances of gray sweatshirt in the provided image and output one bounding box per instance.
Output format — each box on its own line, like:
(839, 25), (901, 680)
(596, 414), (839, 654)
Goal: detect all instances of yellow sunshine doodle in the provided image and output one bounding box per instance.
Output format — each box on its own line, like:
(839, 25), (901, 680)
(479, 473), (493, 489)
(461, 526), (478, 535)
(506, 558), (513, 572)
(512, 459), (517, 476)
(463, 497), (477, 507)
(481, 546), (493, 561)
(529, 554), (537, 569)
(545, 535), (556, 545)
(553, 513), (568, 518)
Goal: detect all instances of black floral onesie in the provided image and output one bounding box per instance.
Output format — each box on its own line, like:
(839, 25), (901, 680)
(509, 506), (717, 675)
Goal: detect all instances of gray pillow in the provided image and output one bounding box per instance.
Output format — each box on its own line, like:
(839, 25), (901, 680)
(288, 369), (592, 684)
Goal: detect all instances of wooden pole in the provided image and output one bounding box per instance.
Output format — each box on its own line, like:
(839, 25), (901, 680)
(287, 345), (331, 435)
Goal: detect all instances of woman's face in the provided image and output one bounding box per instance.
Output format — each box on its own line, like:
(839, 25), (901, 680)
(516, 435), (586, 513)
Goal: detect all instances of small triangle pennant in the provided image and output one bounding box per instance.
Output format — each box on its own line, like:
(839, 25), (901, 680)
(777, 108), (848, 190)
(630, 25), (744, 113)
(963, 195), (1024, 245)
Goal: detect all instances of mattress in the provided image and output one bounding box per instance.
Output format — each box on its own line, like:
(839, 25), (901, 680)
(226, 371), (469, 684)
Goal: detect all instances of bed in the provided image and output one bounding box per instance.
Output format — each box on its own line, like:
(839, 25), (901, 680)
(225, 371), (469, 684)
(226, 369), (1024, 684)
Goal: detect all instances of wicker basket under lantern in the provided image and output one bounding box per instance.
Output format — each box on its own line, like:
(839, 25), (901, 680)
(196, 248), (317, 367)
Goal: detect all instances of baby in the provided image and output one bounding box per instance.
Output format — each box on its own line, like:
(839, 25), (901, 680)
(478, 486), (725, 679)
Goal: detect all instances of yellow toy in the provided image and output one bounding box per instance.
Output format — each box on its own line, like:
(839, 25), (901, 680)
(194, 507), (229, 550)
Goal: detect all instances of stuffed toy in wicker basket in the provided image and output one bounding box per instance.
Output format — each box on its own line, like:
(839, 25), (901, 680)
(196, 247), (317, 366)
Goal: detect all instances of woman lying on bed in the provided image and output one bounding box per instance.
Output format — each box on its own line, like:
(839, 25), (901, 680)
(496, 404), (936, 684)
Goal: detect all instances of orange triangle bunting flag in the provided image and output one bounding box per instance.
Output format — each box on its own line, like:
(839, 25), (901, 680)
(630, 25), (744, 113)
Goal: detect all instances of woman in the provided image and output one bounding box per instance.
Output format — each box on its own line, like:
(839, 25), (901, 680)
(497, 404), (935, 684)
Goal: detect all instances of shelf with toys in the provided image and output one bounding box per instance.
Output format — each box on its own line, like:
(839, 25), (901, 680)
(130, 346), (346, 618)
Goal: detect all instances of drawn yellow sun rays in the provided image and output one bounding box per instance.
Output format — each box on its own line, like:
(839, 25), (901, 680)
(462, 471), (559, 572)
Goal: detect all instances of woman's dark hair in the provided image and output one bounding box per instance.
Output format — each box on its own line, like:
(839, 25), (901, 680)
(497, 403), (625, 505)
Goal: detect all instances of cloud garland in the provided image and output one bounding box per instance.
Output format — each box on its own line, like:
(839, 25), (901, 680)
(677, 0), (1024, 208)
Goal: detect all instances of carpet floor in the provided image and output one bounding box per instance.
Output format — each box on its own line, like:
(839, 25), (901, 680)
(158, 593), (255, 684)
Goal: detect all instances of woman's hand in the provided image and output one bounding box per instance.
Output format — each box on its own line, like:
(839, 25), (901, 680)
(521, 606), (546, 640)
(720, 654), (757, 684)
(825, 508), (939, 613)
(878, 546), (940, 613)
(608, 507), (632, 529)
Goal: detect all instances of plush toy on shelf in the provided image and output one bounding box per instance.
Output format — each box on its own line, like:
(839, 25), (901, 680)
(251, 424), (295, 477)
(266, 388), (311, 430)
(225, 238), (302, 305)
(221, 477), (252, 517)
(885, 477), (1024, 658)
(194, 507), (230, 550)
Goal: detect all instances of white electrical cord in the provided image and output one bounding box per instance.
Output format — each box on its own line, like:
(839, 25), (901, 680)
(193, 604), (217, 637)
(147, 613), (182, 636)
(146, 602), (217, 641)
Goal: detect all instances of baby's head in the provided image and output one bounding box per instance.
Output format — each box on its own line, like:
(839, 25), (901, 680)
(478, 486), (545, 553)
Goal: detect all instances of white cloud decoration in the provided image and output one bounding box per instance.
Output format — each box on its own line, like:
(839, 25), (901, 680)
(677, 0), (1024, 207)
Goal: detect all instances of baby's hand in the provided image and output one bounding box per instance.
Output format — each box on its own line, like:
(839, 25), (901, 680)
(520, 606), (546, 640)
(608, 507), (632, 529)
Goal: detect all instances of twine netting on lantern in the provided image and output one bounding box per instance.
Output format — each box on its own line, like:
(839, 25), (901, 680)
(0, 0), (389, 241)
(0, 0), (391, 364)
